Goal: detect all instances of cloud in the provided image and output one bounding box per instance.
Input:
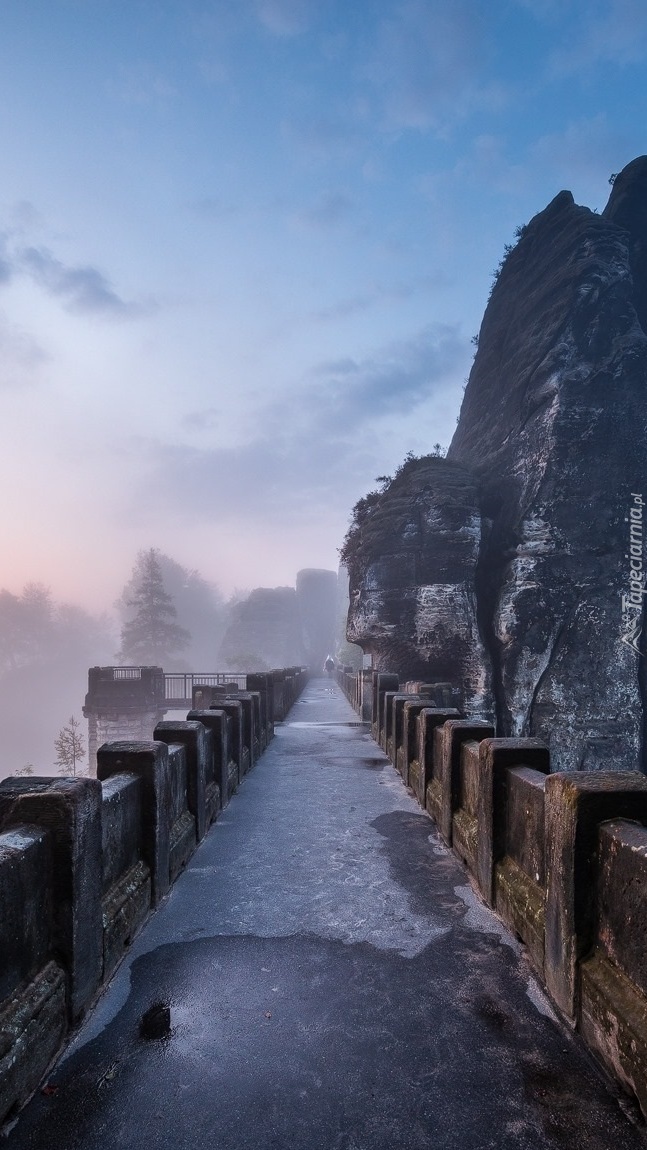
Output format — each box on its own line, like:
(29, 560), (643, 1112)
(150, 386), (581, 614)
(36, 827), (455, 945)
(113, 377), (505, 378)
(549, 0), (647, 72)
(295, 191), (354, 229)
(255, 0), (316, 36)
(0, 208), (153, 320)
(363, 0), (505, 134)
(118, 322), (468, 535)
(281, 113), (364, 163)
(310, 275), (450, 322)
(0, 312), (49, 390)
(307, 322), (467, 426)
(529, 115), (638, 192)
(20, 246), (149, 318)
(189, 196), (240, 220)
(108, 63), (176, 106)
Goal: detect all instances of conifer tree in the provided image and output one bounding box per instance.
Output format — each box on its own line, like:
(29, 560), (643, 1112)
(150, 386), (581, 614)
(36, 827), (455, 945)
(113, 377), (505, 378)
(55, 716), (86, 776)
(117, 548), (190, 666)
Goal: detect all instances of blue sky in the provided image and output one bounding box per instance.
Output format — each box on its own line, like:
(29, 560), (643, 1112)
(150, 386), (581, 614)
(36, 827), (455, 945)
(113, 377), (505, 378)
(0, 0), (646, 609)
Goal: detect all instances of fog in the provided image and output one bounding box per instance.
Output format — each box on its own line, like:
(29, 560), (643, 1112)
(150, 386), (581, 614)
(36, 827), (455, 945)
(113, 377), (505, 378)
(0, 554), (239, 780)
(0, 583), (115, 778)
(0, 551), (356, 780)
(0, 4), (642, 773)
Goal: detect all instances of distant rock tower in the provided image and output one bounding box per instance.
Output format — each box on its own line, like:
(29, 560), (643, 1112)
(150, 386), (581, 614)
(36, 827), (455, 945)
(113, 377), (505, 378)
(296, 568), (337, 674)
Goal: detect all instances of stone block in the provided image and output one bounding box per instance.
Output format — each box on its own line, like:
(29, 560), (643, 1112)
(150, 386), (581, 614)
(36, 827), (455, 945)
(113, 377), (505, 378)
(580, 950), (647, 1120)
(100, 774), (143, 893)
(209, 700), (243, 787)
(154, 720), (209, 841)
(97, 742), (171, 908)
(409, 708), (460, 809)
(186, 710), (229, 810)
(578, 819), (647, 1119)
(387, 694), (419, 766)
(432, 721), (494, 845)
(475, 738), (549, 905)
(371, 673), (399, 744)
(451, 741), (480, 877)
(246, 673), (274, 744)
(99, 775), (151, 979)
(101, 860), (150, 981)
(544, 771), (647, 1019)
(166, 744), (197, 883)
(215, 692), (256, 773)
(493, 767), (547, 970)
(399, 701), (433, 784)
(596, 819), (647, 993)
(380, 691), (400, 753)
(0, 960), (67, 1125)
(0, 777), (103, 1023)
(0, 828), (51, 1004)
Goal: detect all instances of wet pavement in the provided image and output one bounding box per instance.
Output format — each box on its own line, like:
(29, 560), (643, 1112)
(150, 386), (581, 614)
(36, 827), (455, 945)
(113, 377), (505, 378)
(3, 679), (645, 1149)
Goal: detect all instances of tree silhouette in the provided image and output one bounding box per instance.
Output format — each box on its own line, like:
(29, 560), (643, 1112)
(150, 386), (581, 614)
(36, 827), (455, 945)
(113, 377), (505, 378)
(55, 716), (86, 776)
(117, 548), (190, 666)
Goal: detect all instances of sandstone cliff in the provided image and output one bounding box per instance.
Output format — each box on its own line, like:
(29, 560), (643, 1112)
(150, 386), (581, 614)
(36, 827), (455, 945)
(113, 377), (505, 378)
(344, 455), (493, 718)
(346, 156), (647, 771)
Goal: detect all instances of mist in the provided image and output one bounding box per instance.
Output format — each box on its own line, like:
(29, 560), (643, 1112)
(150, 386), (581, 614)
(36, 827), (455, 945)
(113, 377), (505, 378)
(0, 584), (115, 779)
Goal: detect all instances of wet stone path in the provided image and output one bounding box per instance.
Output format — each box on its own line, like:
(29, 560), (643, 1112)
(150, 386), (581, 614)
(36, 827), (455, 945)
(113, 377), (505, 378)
(4, 680), (645, 1149)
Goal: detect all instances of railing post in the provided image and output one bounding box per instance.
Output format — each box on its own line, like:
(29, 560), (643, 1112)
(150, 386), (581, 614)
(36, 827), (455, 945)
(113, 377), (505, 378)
(0, 777), (103, 1023)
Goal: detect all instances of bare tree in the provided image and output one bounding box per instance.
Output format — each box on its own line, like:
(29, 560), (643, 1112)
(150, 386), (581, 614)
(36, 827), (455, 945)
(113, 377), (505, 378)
(55, 716), (86, 776)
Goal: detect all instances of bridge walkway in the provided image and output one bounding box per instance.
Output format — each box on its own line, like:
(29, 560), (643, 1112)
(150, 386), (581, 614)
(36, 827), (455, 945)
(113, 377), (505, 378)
(4, 680), (644, 1150)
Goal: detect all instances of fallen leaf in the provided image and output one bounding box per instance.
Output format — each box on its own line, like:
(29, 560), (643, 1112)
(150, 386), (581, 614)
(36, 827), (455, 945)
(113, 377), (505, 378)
(41, 1084), (59, 1096)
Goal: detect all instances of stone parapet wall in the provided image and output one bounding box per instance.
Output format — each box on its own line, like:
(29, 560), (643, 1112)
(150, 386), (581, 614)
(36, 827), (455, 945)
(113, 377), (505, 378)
(336, 666), (647, 1121)
(0, 665), (308, 1125)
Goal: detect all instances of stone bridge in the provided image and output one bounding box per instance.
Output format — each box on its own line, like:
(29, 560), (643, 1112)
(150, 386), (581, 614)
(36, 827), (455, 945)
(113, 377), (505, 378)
(1, 670), (647, 1148)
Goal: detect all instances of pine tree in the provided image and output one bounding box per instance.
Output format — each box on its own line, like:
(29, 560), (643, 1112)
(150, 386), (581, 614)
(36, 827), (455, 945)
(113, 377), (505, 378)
(55, 716), (86, 776)
(117, 548), (190, 666)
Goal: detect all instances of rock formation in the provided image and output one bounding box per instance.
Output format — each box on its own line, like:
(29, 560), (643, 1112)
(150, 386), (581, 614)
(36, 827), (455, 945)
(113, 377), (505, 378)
(346, 156), (647, 771)
(344, 456), (493, 719)
(219, 587), (306, 671)
(219, 568), (337, 674)
(295, 569), (337, 673)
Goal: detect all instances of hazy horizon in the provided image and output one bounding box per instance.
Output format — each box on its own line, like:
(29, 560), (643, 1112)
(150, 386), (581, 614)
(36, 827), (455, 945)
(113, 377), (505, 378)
(1, 2), (646, 610)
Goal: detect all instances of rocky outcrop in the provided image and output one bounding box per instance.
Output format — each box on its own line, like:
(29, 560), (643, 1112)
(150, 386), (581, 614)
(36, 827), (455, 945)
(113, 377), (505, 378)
(219, 569), (337, 674)
(219, 587), (305, 671)
(346, 156), (647, 771)
(295, 569), (337, 673)
(344, 456), (493, 719)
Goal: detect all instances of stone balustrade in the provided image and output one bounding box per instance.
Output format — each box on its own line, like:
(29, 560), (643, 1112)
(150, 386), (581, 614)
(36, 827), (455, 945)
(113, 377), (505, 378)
(336, 666), (647, 1121)
(0, 665), (308, 1124)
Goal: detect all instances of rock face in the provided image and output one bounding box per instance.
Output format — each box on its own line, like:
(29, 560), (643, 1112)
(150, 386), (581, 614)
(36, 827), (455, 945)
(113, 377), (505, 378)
(345, 457), (493, 719)
(219, 587), (306, 671)
(346, 156), (647, 771)
(218, 569), (337, 673)
(295, 569), (337, 673)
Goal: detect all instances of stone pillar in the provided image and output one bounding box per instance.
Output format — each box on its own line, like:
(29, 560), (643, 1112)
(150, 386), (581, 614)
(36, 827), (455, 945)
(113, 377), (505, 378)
(83, 666), (168, 774)
(0, 777), (103, 1023)
(97, 742), (172, 906)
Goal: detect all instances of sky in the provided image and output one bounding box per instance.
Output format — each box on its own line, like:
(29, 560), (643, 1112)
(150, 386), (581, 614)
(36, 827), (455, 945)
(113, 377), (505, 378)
(1, 0), (646, 611)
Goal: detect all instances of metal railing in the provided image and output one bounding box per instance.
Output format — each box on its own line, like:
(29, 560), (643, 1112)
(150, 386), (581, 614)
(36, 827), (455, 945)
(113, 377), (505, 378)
(164, 672), (247, 703)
